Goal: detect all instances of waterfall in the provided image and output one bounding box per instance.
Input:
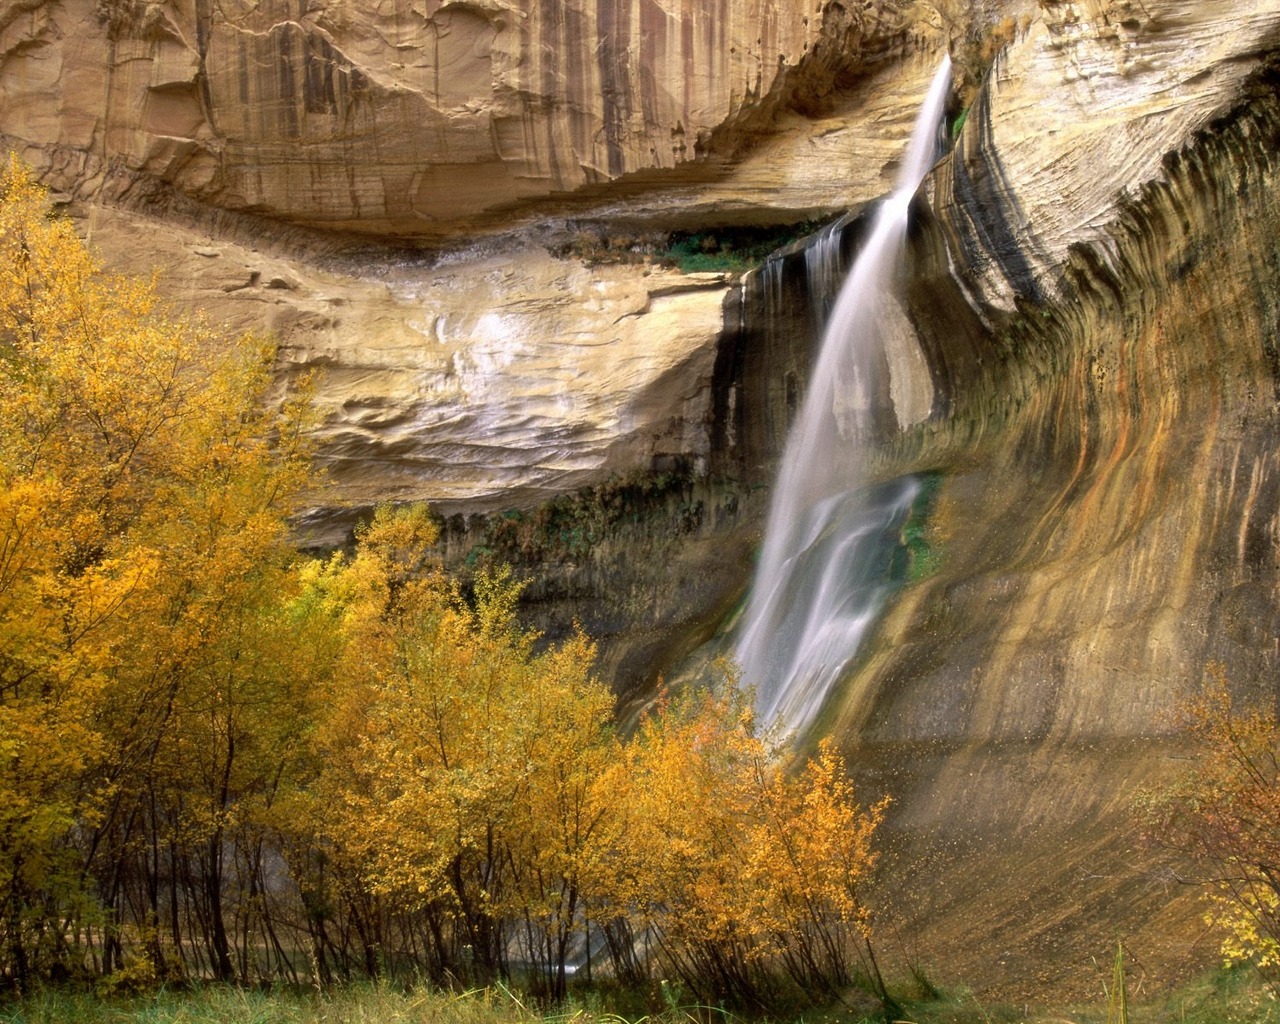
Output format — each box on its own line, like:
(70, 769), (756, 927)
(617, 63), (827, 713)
(736, 56), (953, 736)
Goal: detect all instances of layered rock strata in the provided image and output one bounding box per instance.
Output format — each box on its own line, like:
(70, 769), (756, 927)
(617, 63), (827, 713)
(696, 1), (1280, 996)
(836, 0), (1280, 744)
(824, 67), (1280, 996)
(826, 8), (1280, 998)
(0, 0), (942, 233)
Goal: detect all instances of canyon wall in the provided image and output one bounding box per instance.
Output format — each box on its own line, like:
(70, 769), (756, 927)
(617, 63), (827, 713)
(1, 0), (938, 233)
(0, 0), (976, 530)
(832, 2), (1280, 994)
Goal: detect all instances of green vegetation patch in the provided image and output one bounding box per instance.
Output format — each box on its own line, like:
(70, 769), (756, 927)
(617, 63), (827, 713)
(889, 471), (945, 585)
(9, 964), (1280, 1024)
(0, 981), (540, 1024)
(659, 222), (824, 274)
(549, 221), (825, 274)
(468, 469), (703, 566)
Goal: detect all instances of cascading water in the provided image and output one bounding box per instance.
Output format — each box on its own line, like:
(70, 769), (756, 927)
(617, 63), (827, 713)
(736, 56), (953, 737)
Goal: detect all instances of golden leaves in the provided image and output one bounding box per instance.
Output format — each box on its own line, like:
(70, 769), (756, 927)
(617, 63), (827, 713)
(568, 680), (889, 1003)
(282, 513), (887, 1003)
(0, 156), (888, 1000)
(1149, 665), (1280, 978)
(0, 155), (317, 984)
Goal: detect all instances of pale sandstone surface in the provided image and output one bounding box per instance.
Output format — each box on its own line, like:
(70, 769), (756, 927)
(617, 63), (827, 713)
(940, 0), (1280, 310)
(879, 0), (1280, 740)
(84, 203), (729, 541)
(41, 0), (1280, 737)
(0, 0), (940, 233)
(534, 54), (953, 229)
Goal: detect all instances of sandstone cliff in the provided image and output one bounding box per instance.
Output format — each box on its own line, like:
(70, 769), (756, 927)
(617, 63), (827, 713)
(821, 0), (1280, 994)
(1, 0), (942, 232)
(0, 0), (979, 527)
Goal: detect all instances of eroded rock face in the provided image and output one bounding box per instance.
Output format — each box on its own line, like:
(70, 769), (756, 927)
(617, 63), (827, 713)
(0, 0), (983, 551)
(862, 94), (1280, 995)
(841, 71), (1280, 751)
(789, 4), (1280, 998)
(292, 247), (730, 526)
(80, 204), (731, 544)
(858, 0), (1280, 743)
(943, 0), (1280, 312)
(1, 0), (966, 548)
(0, 0), (936, 233)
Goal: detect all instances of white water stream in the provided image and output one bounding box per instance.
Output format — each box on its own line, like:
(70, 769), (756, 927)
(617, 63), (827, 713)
(736, 56), (953, 737)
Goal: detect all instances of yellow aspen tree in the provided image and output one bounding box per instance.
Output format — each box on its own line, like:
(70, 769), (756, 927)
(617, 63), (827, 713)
(740, 739), (890, 1000)
(341, 563), (560, 981)
(590, 679), (889, 1010)
(269, 506), (472, 981)
(281, 505), (618, 994)
(1147, 667), (1280, 979)
(496, 627), (614, 1000)
(0, 155), (314, 987)
(589, 680), (773, 1005)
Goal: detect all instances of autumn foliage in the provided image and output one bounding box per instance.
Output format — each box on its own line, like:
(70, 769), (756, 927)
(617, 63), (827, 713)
(0, 154), (315, 989)
(0, 157), (888, 1008)
(1147, 666), (1280, 979)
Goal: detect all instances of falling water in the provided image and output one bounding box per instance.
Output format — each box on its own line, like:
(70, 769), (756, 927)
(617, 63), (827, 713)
(736, 56), (953, 736)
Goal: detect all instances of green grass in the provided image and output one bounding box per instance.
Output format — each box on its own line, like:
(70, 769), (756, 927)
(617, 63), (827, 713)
(0, 981), (540, 1024)
(1146, 965), (1280, 1024)
(0, 982), (756, 1024)
(886, 965), (1280, 1024)
(3, 968), (1279, 1024)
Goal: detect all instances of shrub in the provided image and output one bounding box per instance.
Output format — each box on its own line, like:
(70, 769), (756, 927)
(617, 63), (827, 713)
(1145, 666), (1280, 979)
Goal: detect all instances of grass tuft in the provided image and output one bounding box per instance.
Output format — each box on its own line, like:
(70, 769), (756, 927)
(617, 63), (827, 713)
(6, 967), (1280, 1024)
